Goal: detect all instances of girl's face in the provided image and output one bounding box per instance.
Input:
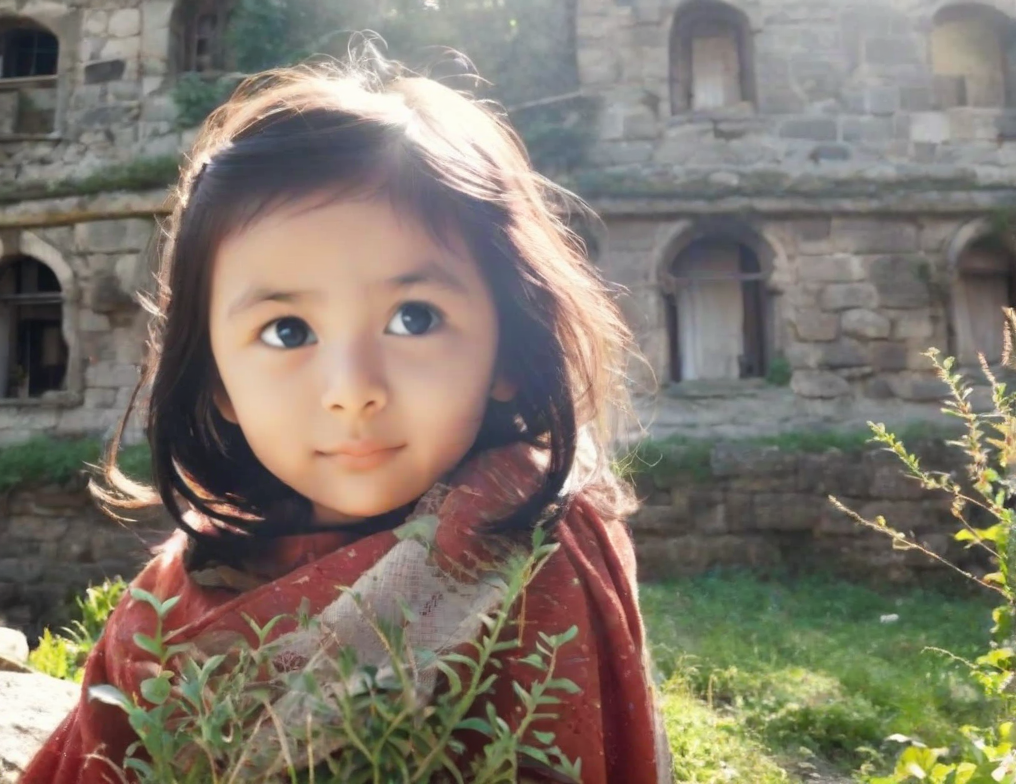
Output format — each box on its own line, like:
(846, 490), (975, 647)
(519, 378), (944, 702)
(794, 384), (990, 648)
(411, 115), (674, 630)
(208, 196), (504, 524)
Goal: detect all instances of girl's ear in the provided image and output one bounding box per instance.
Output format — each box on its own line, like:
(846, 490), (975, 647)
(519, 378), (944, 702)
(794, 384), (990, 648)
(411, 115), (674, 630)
(491, 374), (517, 403)
(213, 383), (239, 424)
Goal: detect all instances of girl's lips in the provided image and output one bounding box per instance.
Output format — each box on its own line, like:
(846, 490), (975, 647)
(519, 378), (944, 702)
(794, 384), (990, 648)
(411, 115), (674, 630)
(316, 444), (404, 470)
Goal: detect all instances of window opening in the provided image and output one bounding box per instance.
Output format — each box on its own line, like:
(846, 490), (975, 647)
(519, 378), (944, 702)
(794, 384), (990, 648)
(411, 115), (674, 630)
(0, 255), (67, 398)
(662, 238), (769, 383)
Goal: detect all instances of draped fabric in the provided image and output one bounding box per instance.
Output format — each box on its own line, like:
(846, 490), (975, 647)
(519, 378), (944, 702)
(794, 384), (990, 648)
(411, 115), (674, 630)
(20, 443), (671, 784)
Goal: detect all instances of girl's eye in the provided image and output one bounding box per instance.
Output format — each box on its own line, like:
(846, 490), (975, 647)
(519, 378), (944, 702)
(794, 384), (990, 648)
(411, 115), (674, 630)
(386, 302), (442, 336)
(260, 317), (317, 349)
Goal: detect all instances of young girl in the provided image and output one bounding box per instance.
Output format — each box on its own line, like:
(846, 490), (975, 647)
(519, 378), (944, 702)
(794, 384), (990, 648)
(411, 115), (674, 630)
(22, 58), (671, 784)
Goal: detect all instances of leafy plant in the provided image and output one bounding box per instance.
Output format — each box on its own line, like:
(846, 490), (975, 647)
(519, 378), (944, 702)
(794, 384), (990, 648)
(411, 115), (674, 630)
(765, 354), (792, 387)
(88, 527), (583, 783)
(29, 577), (128, 682)
(833, 314), (1016, 784)
(171, 73), (241, 129)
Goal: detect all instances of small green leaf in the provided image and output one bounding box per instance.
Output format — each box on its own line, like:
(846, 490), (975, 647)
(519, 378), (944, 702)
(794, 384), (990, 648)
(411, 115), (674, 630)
(140, 674), (172, 705)
(158, 595), (181, 618)
(133, 633), (162, 658)
(532, 730), (556, 745)
(455, 717), (494, 736)
(87, 684), (132, 710)
(435, 660), (463, 697)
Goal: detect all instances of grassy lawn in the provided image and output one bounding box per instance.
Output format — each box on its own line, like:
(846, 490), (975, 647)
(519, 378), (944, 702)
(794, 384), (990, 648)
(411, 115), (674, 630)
(642, 572), (1003, 783)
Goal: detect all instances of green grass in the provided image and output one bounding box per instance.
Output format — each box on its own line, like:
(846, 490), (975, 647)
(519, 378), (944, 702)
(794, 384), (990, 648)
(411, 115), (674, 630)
(618, 420), (963, 485)
(0, 436), (151, 491)
(643, 572), (1001, 783)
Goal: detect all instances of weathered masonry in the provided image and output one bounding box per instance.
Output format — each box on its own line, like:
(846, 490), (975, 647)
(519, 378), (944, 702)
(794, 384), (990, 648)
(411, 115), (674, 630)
(577, 0), (1016, 415)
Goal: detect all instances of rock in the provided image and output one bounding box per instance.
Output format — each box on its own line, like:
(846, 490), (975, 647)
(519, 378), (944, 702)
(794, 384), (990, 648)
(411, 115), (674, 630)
(842, 309), (891, 339)
(791, 370), (850, 398)
(820, 283), (878, 311)
(0, 672), (79, 783)
(0, 629), (28, 665)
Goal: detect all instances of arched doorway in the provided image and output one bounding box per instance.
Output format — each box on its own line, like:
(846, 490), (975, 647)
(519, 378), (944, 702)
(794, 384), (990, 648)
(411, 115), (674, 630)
(950, 234), (1016, 366)
(669, 0), (756, 114)
(661, 236), (771, 383)
(931, 3), (1016, 108)
(0, 254), (68, 398)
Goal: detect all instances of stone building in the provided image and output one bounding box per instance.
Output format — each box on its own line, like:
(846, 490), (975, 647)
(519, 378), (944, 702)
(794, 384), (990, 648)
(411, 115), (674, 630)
(577, 0), (1016, 426)
(0, 0), (220, 444)
(4, 0), (1016, 445)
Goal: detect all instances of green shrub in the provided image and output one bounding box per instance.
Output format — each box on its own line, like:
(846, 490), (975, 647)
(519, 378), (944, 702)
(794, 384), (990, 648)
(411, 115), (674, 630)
(29, 577), (128, 682)
(836, 332), (1016, 783)
(88, 528), (583, 783)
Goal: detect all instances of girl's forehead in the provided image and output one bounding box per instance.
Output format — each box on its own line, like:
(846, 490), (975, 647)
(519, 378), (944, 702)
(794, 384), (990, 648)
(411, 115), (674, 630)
(209, 196), (482, 306)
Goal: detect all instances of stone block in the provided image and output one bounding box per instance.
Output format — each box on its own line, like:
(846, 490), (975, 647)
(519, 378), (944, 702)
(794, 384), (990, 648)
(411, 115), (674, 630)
(794, 309), (839, 342)
(820, 338), (869, 368)
(84, 59), (125, 84)
(833, 219), (919, 254)
(820, 283), (878, 311)
(752, 493), (817, 531)
(779, 118), (838, 142)
(911, 112), (951, 144)
(791, 370), (850, 398)
(891, 311), (934, 340)
(842, 309), (891, 340)
(866, 86), (900, 116)
(75, 219), (154, 253)
(810, 143), (852, 161)
(865, 376), (895, 399)
(887, 372), (949, 402)
(622, 106), (658, 140)
(108, 8), (141, 37)
(0, 627), (28, 664)
(841, 117), (893, 145)
(864, 38), (919, 67)
(870, 256), (931, 309)
(870, 342), (909, 371)
(100, 36), (141, 63)
(795, 218), (832, 243)
(798, 255), (865, 283)
(84, 361), (139, 389)
(900, 86), (933, 112)
(83, 9), (108, 36)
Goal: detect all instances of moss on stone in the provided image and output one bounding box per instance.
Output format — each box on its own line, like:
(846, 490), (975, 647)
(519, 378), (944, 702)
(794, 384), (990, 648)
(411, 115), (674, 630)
(0, 156), (180, 206)
(0, 436), (150, 492)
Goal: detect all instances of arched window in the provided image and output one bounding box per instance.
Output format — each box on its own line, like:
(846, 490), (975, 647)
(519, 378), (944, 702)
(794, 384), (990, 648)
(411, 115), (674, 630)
(0, 17), (59, 136)
(951, 236), (1016, 366)
(661, 237), (770, 383)
(669, 0), (755, 114)
(0, 18), (57, 78)
(931, 4), (1016, 108)
(0, 255), (67, 398)
(171, 0), (233, 74)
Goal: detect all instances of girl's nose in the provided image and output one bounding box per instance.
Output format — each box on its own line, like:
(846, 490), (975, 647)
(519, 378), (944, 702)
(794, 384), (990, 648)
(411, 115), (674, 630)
(319, 342), (389, 416)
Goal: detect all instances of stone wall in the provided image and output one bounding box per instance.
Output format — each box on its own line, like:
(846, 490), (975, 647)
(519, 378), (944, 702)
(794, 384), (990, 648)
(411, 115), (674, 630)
(600, 211), (975, 406)
(0, 477), (172, 638)
(0, 0), (185, 184)
(577, 0), (1016, 181)
(629, 439), (983, 585)
(0, 199), (161, 444)
(0, 438), (986, 638)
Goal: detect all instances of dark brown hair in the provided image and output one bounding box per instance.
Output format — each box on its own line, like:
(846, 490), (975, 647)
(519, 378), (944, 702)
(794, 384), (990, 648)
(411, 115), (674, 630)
(99, 57), (636, 543)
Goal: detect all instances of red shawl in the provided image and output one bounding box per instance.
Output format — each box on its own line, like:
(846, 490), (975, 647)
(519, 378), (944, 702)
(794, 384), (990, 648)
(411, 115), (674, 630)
(20, 445), (671, 783)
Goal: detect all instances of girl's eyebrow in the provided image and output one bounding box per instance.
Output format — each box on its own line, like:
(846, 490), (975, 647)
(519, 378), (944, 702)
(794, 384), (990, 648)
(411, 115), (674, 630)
(227, 261), (469, 318)
(227, 288), (321, 318)
(388, 261), (470, 295)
